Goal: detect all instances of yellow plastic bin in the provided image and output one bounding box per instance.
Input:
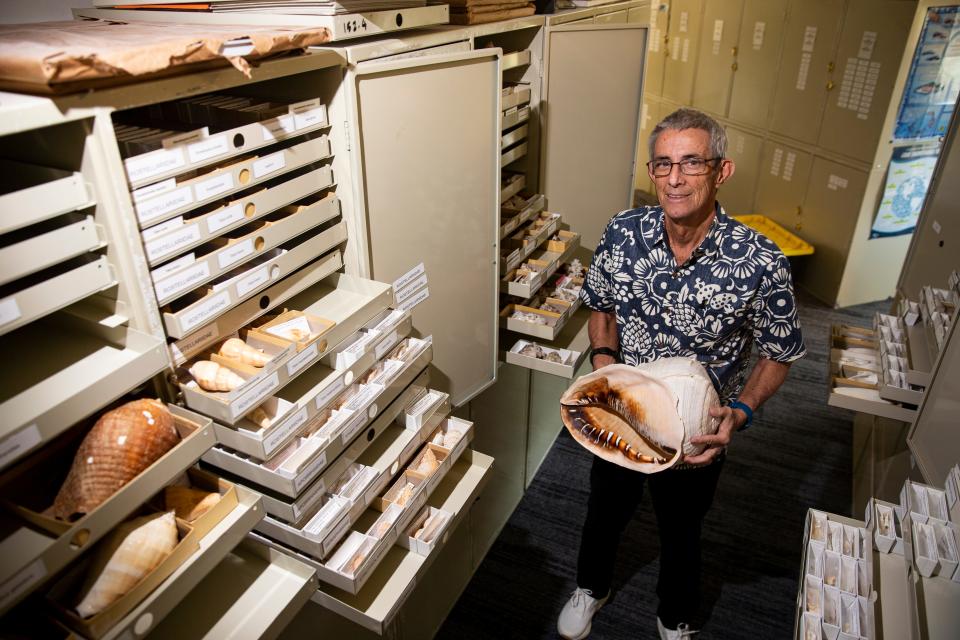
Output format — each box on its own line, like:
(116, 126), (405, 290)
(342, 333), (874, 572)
(733, 215), (814, 257)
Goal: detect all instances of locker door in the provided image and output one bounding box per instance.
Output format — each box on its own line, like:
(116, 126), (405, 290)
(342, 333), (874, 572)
(753, 139), (814, 231)
(691, 0), (743, 117)
(635, 98), (665, 194)
(721, 125), (763, 215)
(769, 0), (845, 144)
(662, 0), (705, 105)
(350, 50), (500, 405)
(643, 0), (670, 97)
(596, 9), (628, 24)
(728, 0), (788, 129)
(817, 0), (914, 163)
(541, 23), (647, 249)
(796, 158), (868, 303)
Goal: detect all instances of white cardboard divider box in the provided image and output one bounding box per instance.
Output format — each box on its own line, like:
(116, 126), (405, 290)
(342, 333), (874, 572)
(256, 493), (354, 560)
(912, 520), (941, 578)
(123, 99), (329, 189)
(901, 479), (950, 525)
(397, 506), (453, 555)
(398, 388), (450, 431)
(322, 309), (412, 370)
(867, 498), (904, 555)
(932, 521), (960, 581)
(505, 339), (583, 378)
(201, 346), (432, 498)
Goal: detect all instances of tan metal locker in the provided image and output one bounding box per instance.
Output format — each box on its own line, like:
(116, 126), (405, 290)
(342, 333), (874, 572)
(627, 5), (647, 24)
(661, 0), (704, 105)
(769, 0), (845, 145)
(691, 0), (743, 117)
(541, 23), (647, 250)
(350, 50), (501, 406)
(753, 139), (814, 231)
(794, 157), (868, 303)
(721, 125), (763, 215)
(728, 0), (788, 129)
(817, 0), (915, 163)
(643, 0), (670, 97)
(597, 9), (629, 24)
(635, 98), (665, 193)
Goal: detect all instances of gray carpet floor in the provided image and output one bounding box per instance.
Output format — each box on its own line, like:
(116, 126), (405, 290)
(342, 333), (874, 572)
(437, 290), (889, 640)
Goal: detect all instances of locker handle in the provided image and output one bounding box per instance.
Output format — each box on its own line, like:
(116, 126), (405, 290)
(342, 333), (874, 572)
(826, 80), (835, 91)
(796, 206), (803, 216)
(827, 61), (835, 72)
(731, 62), (738, 71)
(731, 46), (738, 56)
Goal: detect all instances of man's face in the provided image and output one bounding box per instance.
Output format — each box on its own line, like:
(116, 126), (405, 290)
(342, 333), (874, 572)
(649, 128), (733, 225)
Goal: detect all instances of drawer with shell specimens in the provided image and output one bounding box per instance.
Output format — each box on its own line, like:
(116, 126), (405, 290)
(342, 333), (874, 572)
(506, 339), (583, 378)
(0, 400), (215, 616)
(900, 479), (959, 581)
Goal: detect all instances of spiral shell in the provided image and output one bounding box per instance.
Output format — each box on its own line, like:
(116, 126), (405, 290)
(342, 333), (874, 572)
(218, 338), (270, 367)
(189, 360), (245, 392)
(53, 400), (180, 521)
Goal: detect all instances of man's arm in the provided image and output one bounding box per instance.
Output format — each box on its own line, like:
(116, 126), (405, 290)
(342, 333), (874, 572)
(684, 358), (791, 465)
(588, 310), (619, 370)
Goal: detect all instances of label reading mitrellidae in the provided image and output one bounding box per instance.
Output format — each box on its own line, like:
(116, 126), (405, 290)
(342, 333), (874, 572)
(187, 135), (230, 164)
(217, 238), (255, 270)
(125, 147), (186, 183)
(141, 215), (184, 242)
(234, 372), (280, 418)
(286, 342), (319, 377)
(193, 173), (234, 201)
(261, 114), (296, 142)
(253, 152), (286, 179)
(145, 224), (202, 262)
(154, 262), (210, 302)
(178, 291), (231, 333)
(235, 265), (270, 298)
(315, 376), (346, 410)
(205, 204), (244, 234)
(0, 559), (46, 612)
(151, 253), (195, 283)
(170, 322), (219, 364)
(293, 451), (328, 493)
(0, 424), (41, 470)
(0, 297), (22, 327)
(264, 406), (308, 454)
(136, 185), (193, 225)
(132, 177), (176, 204)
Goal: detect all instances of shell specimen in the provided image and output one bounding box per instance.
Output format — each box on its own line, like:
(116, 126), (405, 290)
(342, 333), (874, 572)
(75, 511), (178, 618)
(164, 485), (220, 522)
(415, 449), (440, 475)
(560, 365), (683, 473)
(414, 512), (445, 542)
(519, 343), (544, 358)
(218, 338), (270, 367)
(53, 400), (180, 521)
(189, 360), (245, 392)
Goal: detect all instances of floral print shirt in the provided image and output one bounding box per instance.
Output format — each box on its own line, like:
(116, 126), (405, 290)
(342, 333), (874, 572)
(580, 204), (806, 403)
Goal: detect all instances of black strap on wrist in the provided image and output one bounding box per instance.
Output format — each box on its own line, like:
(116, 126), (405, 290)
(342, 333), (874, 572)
(590, 346), (620, 365)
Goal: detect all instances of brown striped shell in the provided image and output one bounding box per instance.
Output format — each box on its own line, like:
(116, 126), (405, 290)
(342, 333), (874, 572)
(53, 399), (180, 521)
(560, 364), (684, 473)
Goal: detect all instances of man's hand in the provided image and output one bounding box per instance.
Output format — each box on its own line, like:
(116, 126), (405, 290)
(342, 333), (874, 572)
(683, 405), (747, 465)
(591, 354), (617, 370)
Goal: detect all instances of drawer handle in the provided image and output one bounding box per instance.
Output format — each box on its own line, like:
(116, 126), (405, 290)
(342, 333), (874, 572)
(245, 202), (256, 218)
(233, 133), (245, 149)
(254, 236), (265, 251)
(239, 168), (251, 185)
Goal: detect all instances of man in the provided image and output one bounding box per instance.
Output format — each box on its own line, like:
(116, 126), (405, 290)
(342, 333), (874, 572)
(557, 108), (806, 640)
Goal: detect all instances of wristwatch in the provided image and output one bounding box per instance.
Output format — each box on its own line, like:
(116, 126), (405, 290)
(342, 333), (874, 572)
(728, 399), (753, 431)
(589, 347), (620, 366)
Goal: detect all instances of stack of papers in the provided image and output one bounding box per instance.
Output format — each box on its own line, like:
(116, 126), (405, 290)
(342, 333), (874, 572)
(102, 0), (427, 16)
(447, 0), (535, 25)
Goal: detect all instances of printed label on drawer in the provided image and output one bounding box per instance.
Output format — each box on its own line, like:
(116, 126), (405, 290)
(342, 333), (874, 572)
(341, 332), (379, 365)
(293, 451), (328, 493)
(398, 286), (429, 312)
(206, 204), (244, 234)
(340, 411), (367, 445)
(141, 215), (184, 241)
(163, 128), (206, 149)
(132, 177), (176, 204)
(262, 114), (295, 141)
(344, 384), (384, 413)
(253, 152), (286, 179)
(171, 322), (219, 364)
(146, 224), (202, 262)
(287, 342), (319, 377)
(0, 424), (41, 470)
(325, 514), (352, 548)
(235, 265), (270, 298)
(235, 372), (281, 417)
(194, 173), (234, 201)
(375, 330), (400, 359)
(136, 185), (193, 225)
(393, 262), (426, 293)
(0, 297), (22, 327)
(187, 135), (229, 164)
(395, 274), (428, 305)
(292, 100), (325, 129)
(0, 559), (46, 612)
(315, 376), (346, 410)
(151, 253), (195, 283)
(179, 291), (231, 333)
(218, 238), (255, 270)
(155, 262), (211, 301)
(125, 147), (186, 183)
(264, 406), (308, 454)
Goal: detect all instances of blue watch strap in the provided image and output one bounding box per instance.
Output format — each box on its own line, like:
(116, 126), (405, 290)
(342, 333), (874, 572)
(728, 400), (753, 431)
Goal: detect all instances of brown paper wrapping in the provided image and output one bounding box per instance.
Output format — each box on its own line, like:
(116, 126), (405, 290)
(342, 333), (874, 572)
(0, 20), (331, 93)
(449, 4), (536, 25)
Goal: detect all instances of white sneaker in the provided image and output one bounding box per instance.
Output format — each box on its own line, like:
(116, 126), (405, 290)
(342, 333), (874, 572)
(657, 617), (699, 639)
(557, 587), (609, 640)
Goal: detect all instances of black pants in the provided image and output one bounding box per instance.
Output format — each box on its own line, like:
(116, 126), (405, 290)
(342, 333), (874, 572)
(576, 455), (724, 629)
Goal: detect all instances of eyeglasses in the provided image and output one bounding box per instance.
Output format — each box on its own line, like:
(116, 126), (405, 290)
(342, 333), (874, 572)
(647, 157), (721, 177)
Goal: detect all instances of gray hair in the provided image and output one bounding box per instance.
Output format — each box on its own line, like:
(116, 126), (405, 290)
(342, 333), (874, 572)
(648, 108), (727, 160)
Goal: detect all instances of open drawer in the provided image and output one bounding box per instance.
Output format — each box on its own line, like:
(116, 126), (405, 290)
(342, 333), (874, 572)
(500, 172), (525, 205)
(0, 213), (104, 287)
(133, 135), (332, 229)
(505, 338), (587, 378)
(828, 376), (918, 423)
(501, 141), (528, 168)
(501, 124), (528, 150)
(0, 314), (170, 471)
(501, 104), (530, 132)
(499, 193), (546, 241)
(0, 158), (93, 235)
(0, 405), (215, 615)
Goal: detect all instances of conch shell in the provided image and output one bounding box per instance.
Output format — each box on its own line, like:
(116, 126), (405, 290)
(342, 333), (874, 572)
(53, 400), (180, 521)
(75, 511), (178, 618)
(189, 360), (245, 392)
(218, 338), (271, 367)
(164, 485), (220, 522)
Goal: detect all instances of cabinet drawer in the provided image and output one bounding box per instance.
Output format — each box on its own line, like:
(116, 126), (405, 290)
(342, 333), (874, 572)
(505, 339), (587, 379)
(501, 124), (529, 150)
(500, 172), (525, 204)
(133, 135), (332, 230)
(0, 214), (103, 287)
(0, 159), (93, 235)
(142, 166), (336, 266)
(161, 223), (346, 339)
(502, 86), (531, 112)
(0, 255), (115, 337)
(502, 105), (530, 132)
(828, 377), (917, 423)
(501, 49), (531, 71)
(501, 141), (528, 168)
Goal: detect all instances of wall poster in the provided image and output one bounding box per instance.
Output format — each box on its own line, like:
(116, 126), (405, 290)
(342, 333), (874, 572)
(871, 143), (941, 238)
